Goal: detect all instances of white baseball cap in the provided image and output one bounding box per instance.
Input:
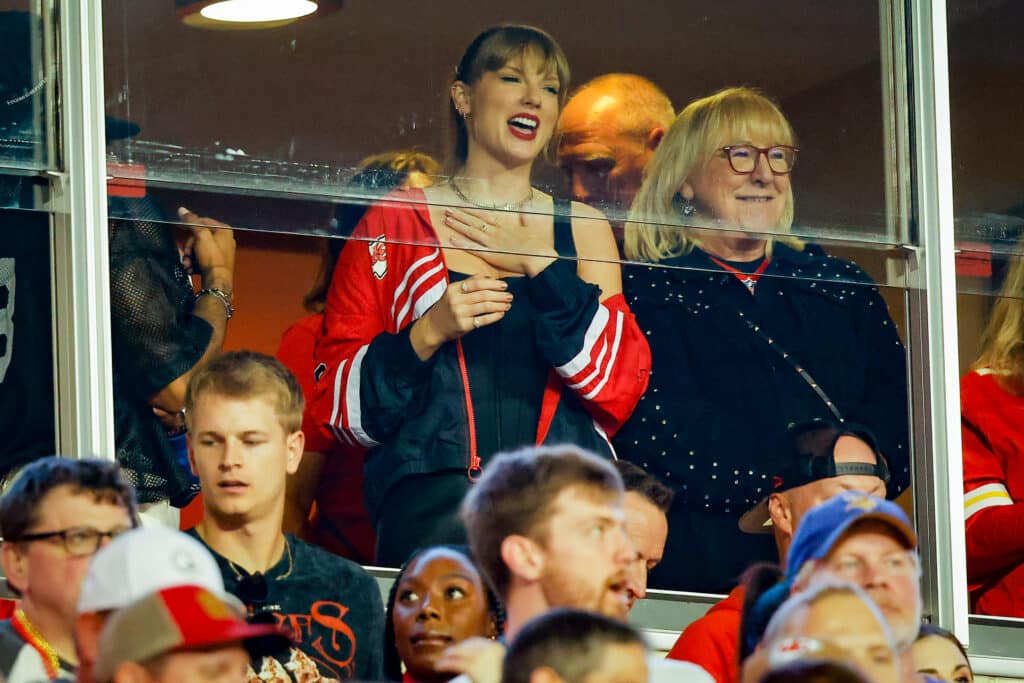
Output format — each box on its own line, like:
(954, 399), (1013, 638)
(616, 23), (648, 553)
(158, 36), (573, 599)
(77, 527), (232, 614)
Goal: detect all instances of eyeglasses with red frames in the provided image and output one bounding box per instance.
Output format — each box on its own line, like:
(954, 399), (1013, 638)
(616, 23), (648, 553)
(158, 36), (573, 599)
(720, 145), (799, 175)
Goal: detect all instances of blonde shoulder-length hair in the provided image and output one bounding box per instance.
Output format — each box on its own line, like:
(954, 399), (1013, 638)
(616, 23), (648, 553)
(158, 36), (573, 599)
(624, 86), (804, 263)
(973, 241), (1024, 388)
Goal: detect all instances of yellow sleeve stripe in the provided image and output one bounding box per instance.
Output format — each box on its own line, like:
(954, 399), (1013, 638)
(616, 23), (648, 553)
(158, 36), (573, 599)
(965, 483), (1013, 519)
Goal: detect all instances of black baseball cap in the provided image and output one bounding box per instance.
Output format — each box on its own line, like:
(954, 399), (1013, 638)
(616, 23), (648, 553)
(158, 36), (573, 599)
(738, 419), (890, 534)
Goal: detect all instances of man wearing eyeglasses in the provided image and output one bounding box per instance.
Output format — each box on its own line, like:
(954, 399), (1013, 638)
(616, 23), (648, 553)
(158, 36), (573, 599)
(741, 491), (922, 683)
(668, 420), (891, 683)
(0, 457), (138, 682)
(786, 492), (921, 653)
(182, 351), (383, 682)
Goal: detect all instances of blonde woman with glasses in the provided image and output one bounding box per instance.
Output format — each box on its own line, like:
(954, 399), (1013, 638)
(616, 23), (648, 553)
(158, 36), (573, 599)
(613, 87), (909, 594)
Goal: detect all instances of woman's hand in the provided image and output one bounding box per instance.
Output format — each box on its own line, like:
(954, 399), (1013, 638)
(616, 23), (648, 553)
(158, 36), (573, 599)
(435, 637), (506, 683)
(409, 274), (513, 360)
(444, 206), (557, 277)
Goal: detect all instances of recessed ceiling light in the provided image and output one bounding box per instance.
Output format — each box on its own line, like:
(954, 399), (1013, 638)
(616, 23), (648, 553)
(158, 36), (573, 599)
(177, 0), (340, 29)
(201, 0), (317, 22)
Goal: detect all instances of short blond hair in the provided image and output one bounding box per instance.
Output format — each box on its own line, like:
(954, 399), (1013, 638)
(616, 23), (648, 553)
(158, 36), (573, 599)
(624, 87), (802, 262)
(184, 351), (304, 434)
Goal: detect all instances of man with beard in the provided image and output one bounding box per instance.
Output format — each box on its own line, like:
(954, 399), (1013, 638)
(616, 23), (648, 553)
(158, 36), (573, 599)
(744, 492), (923, 683)
(439, 445), (711, 683)
(614, 461), (672, 612)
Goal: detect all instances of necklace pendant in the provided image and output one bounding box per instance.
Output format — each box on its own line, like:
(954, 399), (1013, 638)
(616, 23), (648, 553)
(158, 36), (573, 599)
(742, 277), (756, 293)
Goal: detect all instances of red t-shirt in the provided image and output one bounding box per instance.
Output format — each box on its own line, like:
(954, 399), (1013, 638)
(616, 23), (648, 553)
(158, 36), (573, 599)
(667, 585), (745, 683)
(276, 313), (376, 563)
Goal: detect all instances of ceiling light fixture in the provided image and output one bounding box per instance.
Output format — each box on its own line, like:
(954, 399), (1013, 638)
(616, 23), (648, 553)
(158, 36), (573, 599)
(176, 0), (341, 29)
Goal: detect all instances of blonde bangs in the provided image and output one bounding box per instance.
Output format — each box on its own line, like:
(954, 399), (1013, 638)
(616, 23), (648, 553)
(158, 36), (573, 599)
(625, 87), (802, 263)
(469, 28), (570, 108)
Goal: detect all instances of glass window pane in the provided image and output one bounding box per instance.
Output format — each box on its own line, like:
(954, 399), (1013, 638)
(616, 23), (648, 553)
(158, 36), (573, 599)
(1, 4), (55, 170)
(0, 174), (56, 480)
(100, 4), (915, 639)
(102, 1), (903, 246)
(950, 0), (1024, 654)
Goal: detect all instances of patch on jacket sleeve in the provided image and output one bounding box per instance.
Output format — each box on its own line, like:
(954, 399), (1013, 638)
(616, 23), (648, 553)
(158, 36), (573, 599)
(369, 235), (387, 279)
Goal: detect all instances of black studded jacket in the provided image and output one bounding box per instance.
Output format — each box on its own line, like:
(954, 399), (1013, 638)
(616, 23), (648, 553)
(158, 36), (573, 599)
(614, 242), (909, 591)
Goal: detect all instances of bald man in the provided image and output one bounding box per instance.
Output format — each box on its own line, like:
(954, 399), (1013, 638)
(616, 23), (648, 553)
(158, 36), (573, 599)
(557, 73), (674, 238)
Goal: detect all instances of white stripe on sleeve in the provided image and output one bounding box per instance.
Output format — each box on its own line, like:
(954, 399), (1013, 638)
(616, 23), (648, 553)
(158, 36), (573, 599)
(555, 305), (610, 379)
(964, 482), (1014, 519)
(345, 345), (380, 448)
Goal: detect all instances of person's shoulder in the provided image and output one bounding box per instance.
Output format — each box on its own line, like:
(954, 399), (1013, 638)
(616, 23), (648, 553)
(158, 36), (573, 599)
(278, 313), (323, 352)
(353, 187), (433, 237)
(647, 655), (716, 683)
(962, 368), (1023, 413)
(777, 243), (875, 286)
(569, 199), (609, 223)
(290, 536), (377, 583)
(702, 584), (746, 619)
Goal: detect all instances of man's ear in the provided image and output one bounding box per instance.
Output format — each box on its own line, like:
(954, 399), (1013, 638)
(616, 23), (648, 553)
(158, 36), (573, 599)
(500, 534), (544, 583)
(768, 492), (794, 538)
(285, 430), (305, 475)
(647, 126), (666, 151)
(530, 666), (565, 683)
(1, 542), (29, 595)
(186, 434), (199, 478)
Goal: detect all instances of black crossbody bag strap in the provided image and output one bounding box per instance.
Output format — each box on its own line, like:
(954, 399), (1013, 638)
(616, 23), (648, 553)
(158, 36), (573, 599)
(740, 313), (846, 422)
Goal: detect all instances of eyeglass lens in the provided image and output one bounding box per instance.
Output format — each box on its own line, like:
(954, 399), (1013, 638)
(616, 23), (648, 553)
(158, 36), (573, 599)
(64, 528), (127, 556)
(726, 145), (796, 174)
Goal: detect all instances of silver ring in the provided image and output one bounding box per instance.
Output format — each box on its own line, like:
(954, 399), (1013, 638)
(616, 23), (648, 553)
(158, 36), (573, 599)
(473, 317), (481, 329)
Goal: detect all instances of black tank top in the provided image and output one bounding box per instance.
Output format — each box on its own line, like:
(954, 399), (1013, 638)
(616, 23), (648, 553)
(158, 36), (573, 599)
(448, 198), (576, 460)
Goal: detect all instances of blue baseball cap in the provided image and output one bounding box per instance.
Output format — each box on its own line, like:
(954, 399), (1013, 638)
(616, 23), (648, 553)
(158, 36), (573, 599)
(785, 491), (917, 579)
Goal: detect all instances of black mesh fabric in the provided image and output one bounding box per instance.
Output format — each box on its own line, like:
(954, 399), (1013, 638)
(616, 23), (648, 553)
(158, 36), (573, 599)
(108, 195), (210, 505)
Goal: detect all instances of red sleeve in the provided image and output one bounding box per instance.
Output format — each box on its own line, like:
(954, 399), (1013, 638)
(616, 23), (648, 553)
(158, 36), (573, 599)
(276, 315), (335, 453)
(667, 608), (740, 683)
(961, 372), (1024, 585)
(560, 292), (651, 435)
(526, 259), (651, 436)
(312, 199), (444, 449)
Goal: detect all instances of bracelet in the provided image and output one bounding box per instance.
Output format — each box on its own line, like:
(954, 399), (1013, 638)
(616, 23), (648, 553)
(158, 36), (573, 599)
(196, 287), (235, 319)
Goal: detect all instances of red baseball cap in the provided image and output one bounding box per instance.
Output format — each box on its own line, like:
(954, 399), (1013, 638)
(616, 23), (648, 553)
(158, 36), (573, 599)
(94, 584), (289, 683)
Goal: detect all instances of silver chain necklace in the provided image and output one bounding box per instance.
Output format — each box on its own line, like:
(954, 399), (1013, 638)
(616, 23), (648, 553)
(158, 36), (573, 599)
(449, 178), (534, 212)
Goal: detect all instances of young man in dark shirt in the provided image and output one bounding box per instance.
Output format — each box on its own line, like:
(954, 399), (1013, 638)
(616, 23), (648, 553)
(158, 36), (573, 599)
(183, 350), (384, 682)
